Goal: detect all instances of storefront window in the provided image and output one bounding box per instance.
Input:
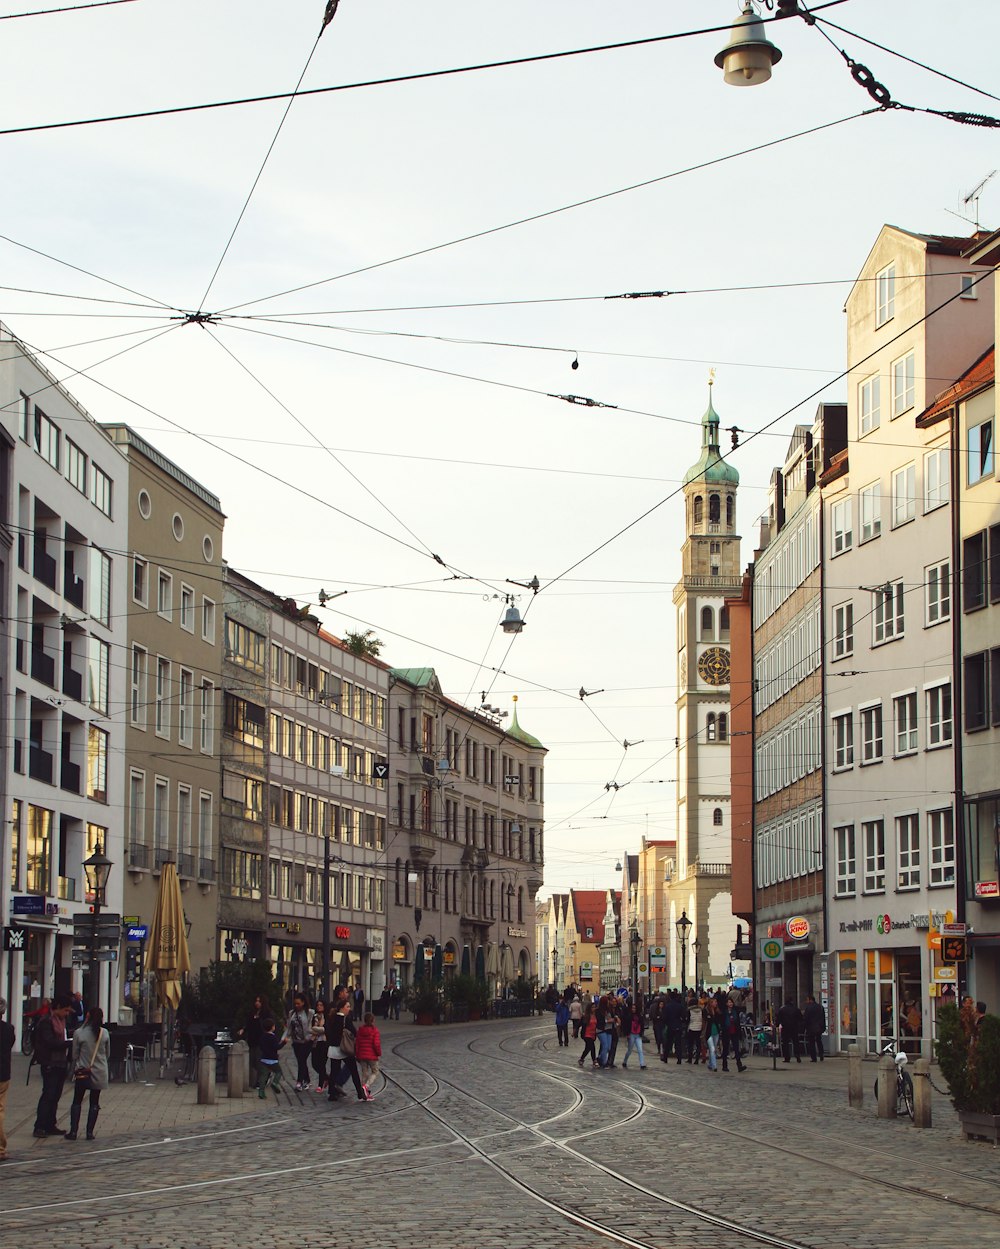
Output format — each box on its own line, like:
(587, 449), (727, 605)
(964, 794), (1000, 899)
(26, 805), (52, 895)
(866, 949), (895, 1054)
(837, 952), (858, 1046)
(897, 951), (922, 1054)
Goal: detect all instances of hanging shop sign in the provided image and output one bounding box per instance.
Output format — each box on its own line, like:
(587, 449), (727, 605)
(786, 916), (811, 941)
(974, 880), (999, 898)
(334, 926), (351, 940)
(392, 943), (407, 961)
(933, 966), (958, 982)
(443, 950), (456, 966)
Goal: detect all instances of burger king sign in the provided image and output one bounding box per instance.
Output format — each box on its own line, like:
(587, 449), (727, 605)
(786, 915), (811, 942)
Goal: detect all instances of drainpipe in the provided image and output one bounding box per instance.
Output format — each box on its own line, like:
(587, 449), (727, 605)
(949, 406), (967, 963)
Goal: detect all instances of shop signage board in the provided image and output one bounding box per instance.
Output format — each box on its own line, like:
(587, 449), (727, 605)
(974, 881), (999, 898)
(11, 896), (46, 916)
(126, 925), (148, 942)
(765, 977), (782, 988)
(933, 966), (957, 982)
(760, 937), (783, 962)
(940, 922), (967, 936)
(941, 936), (967, 963)
(392, 942), (406, 961)
(786, 916), (810, 941)
(3, 926), (27, 950)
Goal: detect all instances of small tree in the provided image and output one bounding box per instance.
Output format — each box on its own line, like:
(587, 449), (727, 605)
(344, 629), (383, 659)
(180, 959), (285, 1031)
(936, 1002), (1000, 1115)
(443, 974), (491, 1012)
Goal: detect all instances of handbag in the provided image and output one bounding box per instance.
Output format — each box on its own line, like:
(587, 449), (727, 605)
(75, 1032), (101, 1084)
(340, 1026), (355, 1057)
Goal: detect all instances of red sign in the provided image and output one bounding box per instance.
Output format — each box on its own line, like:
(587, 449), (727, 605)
(974, 881), (999, 898)
(335, 926), (351, 940)
(767, 921), (787, 940)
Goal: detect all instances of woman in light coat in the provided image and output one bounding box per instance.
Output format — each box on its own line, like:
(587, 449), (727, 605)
(68, 1006), (110, 1141)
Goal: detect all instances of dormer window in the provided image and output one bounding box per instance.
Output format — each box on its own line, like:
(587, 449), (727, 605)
(876, 262), (895, 328)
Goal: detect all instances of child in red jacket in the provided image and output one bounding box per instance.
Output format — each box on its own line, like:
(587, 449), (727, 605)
(354, 1012), (382, 1099)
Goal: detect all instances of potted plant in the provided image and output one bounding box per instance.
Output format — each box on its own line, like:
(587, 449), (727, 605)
(405, 980), (442, 1025)
(935, 1002), (1000, 1143)
(444, 974), (491, 1022)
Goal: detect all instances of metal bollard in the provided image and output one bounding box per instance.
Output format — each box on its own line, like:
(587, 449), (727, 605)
(228, 1040), (247, 1098)
(848, 1044), (863, 1108)
(197, 1044), (216, 1105)
(876, 1053), (896, 1119)
(912, 1058), (931, 1129)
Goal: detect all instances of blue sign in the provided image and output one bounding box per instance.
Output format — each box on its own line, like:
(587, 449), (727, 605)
(126, 925), (148, 942)
(11, 895), (45, 916)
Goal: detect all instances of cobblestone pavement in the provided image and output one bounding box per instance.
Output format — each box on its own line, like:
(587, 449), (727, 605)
(1, 1020), (997, 1249)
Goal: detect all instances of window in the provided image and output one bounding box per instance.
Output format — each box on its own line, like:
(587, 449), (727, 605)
(706, 712), (717, 743)
(926, 682), (952, 748)
(90, 464), (112, 516)
(963, 531), (986, 611)
(701, 606), (714, 640)
(180, 584), (195, 632)
(65, 439), (87, 492)
(712, 807), (723, 826)
(859, 482), (881, 543)
(896, 814), (920, 890)
(224, 693), (265, 748)
(960, 273), (978, 299)
(129, 771), (146, 850)
(198, 792), (212, 862)
(925, 560), (950, 626)
(862, 818), (886, 893)
(155, 657), (171, 736)
(221, 848), (261, 900)
(87, 636), (109, 714)
(968, 418), (993, 485)
(202, 598), (216, 643)
(88, 547), (111, 626)
(200, 679), (215, 752)
(833, 712), (854, 770)
(893, 691), (918, 755)
(876, 263), (895, 327)
(157, 570), (172, 619)
(269, 643), (282, 686)
(718, 712), (728, 742)
(132, 556), (148, 606)
(860, 703), (883, 765)
(18, 392), (30, 442)
(224, 618), (265, 672)
(993, 648), (1000, 728)
(177, 785), (192, 857)
(178, 668), (194, 746)
(891, 463), (915, 527)
(860, 374), (881, 436)
(86, 725), (108, 802)
(964, 652), (988, 731)
(153, 777), (169, 856)
(991, 525), (1000, 604)
(222, 770), (263, 821)
(924, 447), (949, 511)
(34, 407), (60, 468)
(873, 581), (904, 645)
(891, 351), (915, 417)
(130, 645), (147, 727)
(833, 601), (854, 660)
(928, 808), (955, 886)
(835, 825), (856, 896)
(831, 498), (853, 555)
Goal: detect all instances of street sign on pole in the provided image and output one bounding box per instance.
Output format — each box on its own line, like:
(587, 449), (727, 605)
(760, 937), (783, 962)
(941, 936), (967, 962)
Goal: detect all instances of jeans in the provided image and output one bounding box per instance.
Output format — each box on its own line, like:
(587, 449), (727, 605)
(258, 1062), (282, 1095)
(310, 1044), (327, 1086)
(35, 1064), (67, 1131)
(0, 1079), (9, 1156)
(706, 1034), (718, 1071)
(556, 1023), (568, 1046)
(292, 1041), (312, 1084)
(597, 1031), (612, 1067)
(623, 1035), (645, 1066)
(687, 1031), (702, 1062)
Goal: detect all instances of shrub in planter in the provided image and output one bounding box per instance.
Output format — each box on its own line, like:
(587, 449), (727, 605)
(936, 1003), (1000, 1141)
(405, 980), (443, 1022)
(443, 974), (490, 1016)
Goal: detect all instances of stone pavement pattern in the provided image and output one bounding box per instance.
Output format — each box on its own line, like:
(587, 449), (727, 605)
(1, 1021), (997, 1249)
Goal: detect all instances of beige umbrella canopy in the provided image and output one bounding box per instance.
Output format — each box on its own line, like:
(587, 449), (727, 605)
(146, 862), (191, 1010)
(500, 943), (516, 984)
(485, 942), (499, 979)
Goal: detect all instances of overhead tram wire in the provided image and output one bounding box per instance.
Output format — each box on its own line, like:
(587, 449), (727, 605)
(0, 2), (853, 140)
(0, 0), (141, 19)
(201, 324), (503, 594)
(222, 108), (875, 313)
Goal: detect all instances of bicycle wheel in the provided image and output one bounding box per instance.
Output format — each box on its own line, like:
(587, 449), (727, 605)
(21, 1029), (32, 1057)
(899, 1070), (914, 1120)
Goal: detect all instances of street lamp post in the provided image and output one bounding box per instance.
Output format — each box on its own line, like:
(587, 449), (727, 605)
(628, 922), (640, 999)
(692, 935), (702, 992)
(676, 910), (692, 993)
(322, 765), (347, 1002)
(83, 840), (113, 1012)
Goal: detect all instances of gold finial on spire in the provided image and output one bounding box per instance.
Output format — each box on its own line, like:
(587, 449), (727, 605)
(708, 367), (716, 388)
(512, 694), (518, 704)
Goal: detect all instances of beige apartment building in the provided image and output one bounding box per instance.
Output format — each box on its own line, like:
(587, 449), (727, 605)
(821, 226), (993, 1056)
(620, 838), (677, 993)
(107, 425), (225, 1010)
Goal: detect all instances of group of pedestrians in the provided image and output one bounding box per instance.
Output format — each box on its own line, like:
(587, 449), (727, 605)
(237, 984), (382, 1103)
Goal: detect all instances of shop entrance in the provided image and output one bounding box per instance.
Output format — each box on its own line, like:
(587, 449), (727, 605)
(865, 947), (922, 1054)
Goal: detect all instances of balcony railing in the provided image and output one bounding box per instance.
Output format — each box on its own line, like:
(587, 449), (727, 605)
(177, 852), (196, 879)
(31, 649), (56, 688)
(28, 744), (53, 784)
(60, 759), (81, 793)
(683, 860), (731, 880)
(33, 546), (57, 590)
(128, 841), (150, 870)
(154, 846), (173, 869)
(199, 857), (216, 881)
(64, 569), (85, 610)
(62, 664), (83, 702)
(15, 637), (25, 673)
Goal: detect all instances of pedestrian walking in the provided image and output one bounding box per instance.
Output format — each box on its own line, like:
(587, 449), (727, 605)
(720, 998), (746, 1073)
(555, 999), (570, 1047)
(310, 999), (328, 1091)
(328, 998), (367, 1101)
(284, 993), (314, 1090)
(0, 997), (14, 1161)
(686, 992), (702, 1064)
(569, 995), (583, 1039)
(777, 998), (804, 1063)
(354, 1012), (381, 1099)
(66, 1007), (110, 1141)
(578, 1004), (599, 1068)
(622, 1007), (647, 1070)
(803, 994), (826, 1063)
(235, 994), (273, 1087)
(390, 986), (402, 1021)
(705, 999), (721, 1072)
(353, 983), (365, 1022)
(595, 996), (613, 1069)
(257, 1018), (286, 1097)
(32, 995), (73, 1137)
(607, 998), (621, 1068)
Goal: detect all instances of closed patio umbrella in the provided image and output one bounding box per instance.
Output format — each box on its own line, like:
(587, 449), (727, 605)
(461, 945), (471, 977)
(474, 945), (486, 983)
(146, 862), (190, 1073)
(431, 943), (443, 981)
(501, 943), (515, 985)
(414, 944), (425, 981)
(485, 943), (498, 982)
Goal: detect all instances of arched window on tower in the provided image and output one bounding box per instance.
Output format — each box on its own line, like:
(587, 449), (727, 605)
(720, 606), (730, 635)
(727, 495), (735, 528)
(693, 495), (703, 525)
(713, 807), (723, 826)
(709, 494), (721, 524)
(701, 606), (714, 640)
(718, 713), (728, 742)
(706, 712), (717, 742)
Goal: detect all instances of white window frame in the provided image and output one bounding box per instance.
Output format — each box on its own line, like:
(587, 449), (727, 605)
(832, 601), (854, 660)
(891, 463), (916, 528)
(862, 818), (886, 894)
(859, 481), (881, 543)
(157, 569), (173, 621)
(835, 824), (856, 897)
(876, 262), (895, 327)
(893, 690), (918, 756)
(968, 417), (994, 486)
(960, 273), (977, 299)
(130, 644), (147, 729)
(198, 791), (213, 864)
(202, 597), (216, 644)
(896, 812), (920, 890)
(65, 439), (88, 493)
(178, 667), (194, 748)
(831, 497), (853, 556)
(926, 681), (953, 749)
(928, 808), (955, 887)
(860, 701), (883, 766)
(860, 374), (881, 436)
(891, 351), (915, 417)
(925, 560), (950, 626)
(924, 446), (949, 512)
(155, 656), (171, 738)
(179, 583), (195, 633)
(833, 710), (854, 770)
(873, 581), (904, 645)
(90, 463), (112, 517)
(132, 556), (148, 607)
(200, 679), (215, 753)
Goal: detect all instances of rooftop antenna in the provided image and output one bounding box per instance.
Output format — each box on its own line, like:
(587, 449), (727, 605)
(944, 169), (996, 231)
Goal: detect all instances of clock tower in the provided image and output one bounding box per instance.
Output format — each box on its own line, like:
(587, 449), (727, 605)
(669, 380), (741, 987)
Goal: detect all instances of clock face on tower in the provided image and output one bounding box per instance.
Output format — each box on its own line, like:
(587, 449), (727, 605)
(698, 646), (731, 686)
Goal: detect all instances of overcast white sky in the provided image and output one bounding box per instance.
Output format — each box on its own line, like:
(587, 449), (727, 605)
(3, 1), (996, 895)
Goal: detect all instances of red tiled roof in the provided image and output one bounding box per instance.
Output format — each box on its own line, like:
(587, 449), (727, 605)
(919, 347), (995, 423)
(571, 889), (617, 945)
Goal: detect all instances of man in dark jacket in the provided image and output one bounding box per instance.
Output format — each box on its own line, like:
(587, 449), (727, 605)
(33, 994), (73, 1137)
(662, 990), (684, 1064)
(803, 993), (826, 1062)
(776, 997), (804, 1063)
(0, 996), (15, 1160)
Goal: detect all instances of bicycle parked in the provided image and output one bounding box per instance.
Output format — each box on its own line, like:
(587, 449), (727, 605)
(873, 1039), (914, 1120)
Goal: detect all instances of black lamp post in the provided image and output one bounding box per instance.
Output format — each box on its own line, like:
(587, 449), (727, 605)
(83, 840), (112, 1011)
(629, 922), (640, 997)
(676, 910), (692, 993)
(692, 935), (702, 992)
(321, 766), (346, 1002)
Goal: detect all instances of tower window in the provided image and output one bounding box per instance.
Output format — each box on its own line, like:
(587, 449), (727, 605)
(713, 807), (723, 826)
(709, 494), (721, 523)
(706, 713), (717, 742)
(718, 713), (728, 742)
(693, 495), (703, 525)
(727, 495), (735, 528)
(720, 606), (730, 634)
(701, 606), (714, 640)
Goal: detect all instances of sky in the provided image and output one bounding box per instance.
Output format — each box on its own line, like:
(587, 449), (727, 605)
(2, 0), (997, 896)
